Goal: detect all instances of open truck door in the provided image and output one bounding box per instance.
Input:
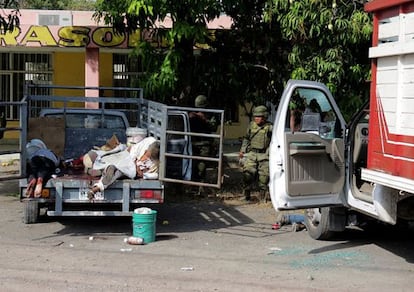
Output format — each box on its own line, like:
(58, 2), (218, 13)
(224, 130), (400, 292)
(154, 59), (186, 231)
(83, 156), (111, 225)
(269, 80), (348, 239)
(140, 100), (225, 190)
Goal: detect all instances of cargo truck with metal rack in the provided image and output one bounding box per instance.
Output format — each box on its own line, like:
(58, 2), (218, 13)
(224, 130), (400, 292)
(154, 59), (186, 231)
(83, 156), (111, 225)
(269, 0), (414, 239)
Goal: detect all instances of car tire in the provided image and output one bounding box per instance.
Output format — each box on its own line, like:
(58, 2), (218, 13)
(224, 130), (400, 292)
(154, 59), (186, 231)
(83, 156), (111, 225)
(23, 200), (39, 224)
(304, 207), (345, 240)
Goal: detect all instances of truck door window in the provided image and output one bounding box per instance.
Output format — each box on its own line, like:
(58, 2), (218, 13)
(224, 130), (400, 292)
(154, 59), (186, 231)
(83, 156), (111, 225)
(167, 115), (185, 140)
(104, 116), (125, 129)
(287, 88), (338, 138)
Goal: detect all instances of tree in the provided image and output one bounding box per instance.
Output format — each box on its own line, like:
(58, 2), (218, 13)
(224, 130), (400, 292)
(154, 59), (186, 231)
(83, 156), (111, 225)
(93, 0), (285, 121)
(0, 0), (20, 33)
(20, 0), (70, 10)
(264, 0), (373, 120)
(212, 0), (288, 118)
(93, 0), (223, 105)
(92, 0), (371, 120)
(20, 0), (96, 10)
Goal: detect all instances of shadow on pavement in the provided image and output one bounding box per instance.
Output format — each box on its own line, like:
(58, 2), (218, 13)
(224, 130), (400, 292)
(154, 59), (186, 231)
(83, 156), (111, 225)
(1, 172), (264, 241)
(307, 224), (414, 264)
(51, 199), (257, 237)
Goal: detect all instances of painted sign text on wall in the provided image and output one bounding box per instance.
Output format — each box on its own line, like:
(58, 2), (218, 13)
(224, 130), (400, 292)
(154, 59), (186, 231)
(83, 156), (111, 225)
(0, 25), (168, 49)
(0, 25), (215, 49)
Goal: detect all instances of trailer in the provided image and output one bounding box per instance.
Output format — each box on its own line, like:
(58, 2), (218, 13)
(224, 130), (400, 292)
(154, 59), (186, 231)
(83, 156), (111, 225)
(269, 0), (414, 239)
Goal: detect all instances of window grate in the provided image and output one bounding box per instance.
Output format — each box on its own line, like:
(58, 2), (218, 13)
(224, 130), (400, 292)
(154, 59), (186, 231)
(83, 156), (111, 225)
(0, 53), (53, 120)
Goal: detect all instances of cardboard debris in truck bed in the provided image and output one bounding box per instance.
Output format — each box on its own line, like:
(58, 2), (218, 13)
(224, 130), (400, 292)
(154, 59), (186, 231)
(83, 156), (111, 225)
(28, 117), (65, 157)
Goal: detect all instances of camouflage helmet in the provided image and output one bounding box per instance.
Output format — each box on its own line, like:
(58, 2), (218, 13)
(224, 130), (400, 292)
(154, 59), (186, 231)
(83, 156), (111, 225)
(195, 95), (208, 108)
(253, 105), (268, 117)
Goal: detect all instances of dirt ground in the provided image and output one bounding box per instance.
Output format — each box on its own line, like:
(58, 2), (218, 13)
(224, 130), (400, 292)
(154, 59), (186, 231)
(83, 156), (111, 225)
(2, 151), (414, 291)
(2, 163), (414, 292)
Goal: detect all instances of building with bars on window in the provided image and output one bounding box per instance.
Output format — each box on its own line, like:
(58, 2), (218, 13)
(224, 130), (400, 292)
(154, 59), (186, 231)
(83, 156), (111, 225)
(0, 9), (250, 144)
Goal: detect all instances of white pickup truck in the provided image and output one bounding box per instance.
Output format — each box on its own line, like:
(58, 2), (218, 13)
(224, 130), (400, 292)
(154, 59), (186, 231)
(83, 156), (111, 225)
(269, 0), (414, 240)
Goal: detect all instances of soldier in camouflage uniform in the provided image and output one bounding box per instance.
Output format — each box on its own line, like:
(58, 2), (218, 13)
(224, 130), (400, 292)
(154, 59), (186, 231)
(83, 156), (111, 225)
(239, 105), (273, 202)
(0, 107), (6, 139)
(189, 95), (218, 185)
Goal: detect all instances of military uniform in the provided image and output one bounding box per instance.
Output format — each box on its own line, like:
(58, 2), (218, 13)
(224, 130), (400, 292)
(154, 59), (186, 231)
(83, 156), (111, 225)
(240, 105), (273, 202)
(189, 95), (218, 184)
(0, 108), (6, 139)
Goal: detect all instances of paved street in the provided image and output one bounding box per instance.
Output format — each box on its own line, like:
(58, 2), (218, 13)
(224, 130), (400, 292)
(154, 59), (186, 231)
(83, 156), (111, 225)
(1, 178), (414, 291)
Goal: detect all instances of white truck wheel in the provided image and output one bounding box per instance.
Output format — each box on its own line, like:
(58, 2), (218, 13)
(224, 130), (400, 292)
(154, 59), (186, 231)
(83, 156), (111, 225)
(304, 207), (345, 240)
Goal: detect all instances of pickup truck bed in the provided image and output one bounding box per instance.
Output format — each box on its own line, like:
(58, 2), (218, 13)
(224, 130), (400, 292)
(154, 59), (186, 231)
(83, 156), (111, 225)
(18, 85), (224, 224)
(23, 173), (163, 217)
(20, 95), (166, 222)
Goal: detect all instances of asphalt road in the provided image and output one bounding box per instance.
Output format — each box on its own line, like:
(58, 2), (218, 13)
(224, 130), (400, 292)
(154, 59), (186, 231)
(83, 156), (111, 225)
(1, 179), (414, 291)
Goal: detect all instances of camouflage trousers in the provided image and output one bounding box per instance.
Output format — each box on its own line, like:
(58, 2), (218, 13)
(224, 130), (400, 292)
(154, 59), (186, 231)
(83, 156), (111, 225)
(192, 142), (212, 182)
(242, 151), (269, 192)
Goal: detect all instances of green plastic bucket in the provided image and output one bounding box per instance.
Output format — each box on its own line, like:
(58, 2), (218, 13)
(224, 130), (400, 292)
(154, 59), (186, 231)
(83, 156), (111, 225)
(132, 210), (157, 244)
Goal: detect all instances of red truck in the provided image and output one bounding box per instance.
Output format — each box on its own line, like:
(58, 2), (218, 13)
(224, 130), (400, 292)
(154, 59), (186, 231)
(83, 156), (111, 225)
(269, 0), (414, 239)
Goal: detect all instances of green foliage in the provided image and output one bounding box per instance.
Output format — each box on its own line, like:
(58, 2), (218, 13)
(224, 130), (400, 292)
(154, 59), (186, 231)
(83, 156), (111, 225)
(2, 0), (373, 124)
(206, 0), (285, 118)
(21, 0), (68, 10)
(94, 0), (223, 104)
(92, 0), (372, 121)
(21, 0), (96, 10)
(2, 0), (374, 122)
(66, 0), (96, 11)
(267, 0), (372, 120)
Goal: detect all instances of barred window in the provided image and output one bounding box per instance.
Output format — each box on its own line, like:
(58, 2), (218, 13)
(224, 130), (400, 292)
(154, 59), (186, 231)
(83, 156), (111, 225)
(113, 53), (143, 90)
(0, 53), (53, 120)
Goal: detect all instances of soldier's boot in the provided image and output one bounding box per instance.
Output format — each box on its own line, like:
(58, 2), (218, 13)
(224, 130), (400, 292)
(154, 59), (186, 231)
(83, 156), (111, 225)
(197, 186), (206, 197)
(244, 189), (251, 201)
(259, 190), (266, 203)
(264, 191), (270, 203)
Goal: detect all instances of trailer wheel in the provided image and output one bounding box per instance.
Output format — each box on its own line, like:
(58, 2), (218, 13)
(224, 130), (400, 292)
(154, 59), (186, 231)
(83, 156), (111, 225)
(304, 207), (342, 240)
(23, 200), (40, 224)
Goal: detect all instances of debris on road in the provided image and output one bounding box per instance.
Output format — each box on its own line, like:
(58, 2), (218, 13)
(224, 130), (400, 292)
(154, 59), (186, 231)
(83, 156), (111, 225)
(124, 236), (144, 245)
(181, 266), (195, 271)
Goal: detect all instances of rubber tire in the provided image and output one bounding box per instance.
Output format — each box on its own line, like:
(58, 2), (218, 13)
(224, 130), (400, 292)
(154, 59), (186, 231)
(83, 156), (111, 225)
(304, 207), (334, 240)
(23, 200), (40, 224)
